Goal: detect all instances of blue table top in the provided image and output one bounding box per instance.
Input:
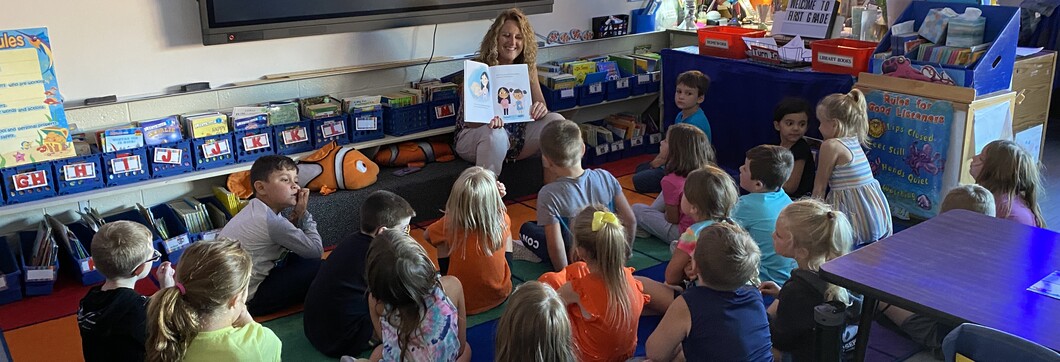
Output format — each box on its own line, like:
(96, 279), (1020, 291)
(821, 210), (1060, 351)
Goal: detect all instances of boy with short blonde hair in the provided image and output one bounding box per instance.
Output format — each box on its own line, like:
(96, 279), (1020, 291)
(941, 184), (996, 216)
(79, 220), (174, 362)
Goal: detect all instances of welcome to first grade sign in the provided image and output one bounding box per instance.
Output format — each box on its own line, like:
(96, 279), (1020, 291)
(772, 0), (840, 39)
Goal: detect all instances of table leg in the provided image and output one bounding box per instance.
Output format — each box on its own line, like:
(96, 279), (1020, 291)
(855, 296), (878, 362)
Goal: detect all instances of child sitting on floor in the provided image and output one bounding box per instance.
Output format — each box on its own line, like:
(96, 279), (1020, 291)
(426, 166), (513, 314)
(633, 70), (713, 193)
(734, 145), (797, 285)
(970, 140), (1045, 227)
(772, 97), (816, 199)
(519, 119), (636, 271)
(646, 222), (774, 362)
(366, 230), (470, 361)
(632, 123), (715, 243)
(940, 184), (996, 216)
(665, 165), (740, 287)
(303, 190), (415, 357)
(219, 155), (323, 316)
(79, 221), (174, 362)
(539, 205), (650, 361)
(147, 239), (282, 362)
(759, 199), (858, 362)
(494, 281), (576, 362)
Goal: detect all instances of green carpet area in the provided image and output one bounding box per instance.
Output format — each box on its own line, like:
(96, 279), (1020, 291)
(632, 237), (673, 262)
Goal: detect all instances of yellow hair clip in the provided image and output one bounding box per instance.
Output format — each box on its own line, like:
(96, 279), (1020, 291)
(591, 211), (619, 231)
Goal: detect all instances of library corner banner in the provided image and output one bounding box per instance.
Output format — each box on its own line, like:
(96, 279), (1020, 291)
(864, 89), (953, 220)
(0, 27), (75, 167)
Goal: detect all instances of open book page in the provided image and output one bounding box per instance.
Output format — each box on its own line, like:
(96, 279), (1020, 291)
(462, 60), (534, 123)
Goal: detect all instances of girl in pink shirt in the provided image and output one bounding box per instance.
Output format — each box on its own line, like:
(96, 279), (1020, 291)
(970, 140), (1045, 228)
(631, 124), (716, 243)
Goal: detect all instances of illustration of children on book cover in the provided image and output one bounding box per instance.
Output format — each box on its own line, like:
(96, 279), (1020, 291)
(0, 27), (76, 167)
(463, 60), (533, 123)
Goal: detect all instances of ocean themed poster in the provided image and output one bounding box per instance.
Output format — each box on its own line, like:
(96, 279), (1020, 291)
(0, 27), (75, 167)
(864, 89), (953, 220)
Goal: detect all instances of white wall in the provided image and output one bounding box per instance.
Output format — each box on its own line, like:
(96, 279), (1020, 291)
(1, 0), (642, 102)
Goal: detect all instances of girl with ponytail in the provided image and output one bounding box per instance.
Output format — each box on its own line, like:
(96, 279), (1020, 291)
(146, 239), (281, 362)
(539, 204), (651, 362)
(759, 199), (855, 361)
(813, 89), (892, 245)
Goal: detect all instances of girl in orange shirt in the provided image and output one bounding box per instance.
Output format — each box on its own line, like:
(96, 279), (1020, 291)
(426, 166), (513, 314)
(539, 204), (650, 361)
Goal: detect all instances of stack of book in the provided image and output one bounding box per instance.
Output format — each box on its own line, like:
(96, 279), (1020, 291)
(181, 112), (230, 139)
(30, 221), (58, 268)
(137, 116), (184, 146)
(606, 113), (647, 140)
(229, 107), (270, 131)
(579, 123), (615, 147)
(539, 72), (577, 90)
(414, 80), (459, 101)
(96, 126), (145, 152)
(263, 101), (301, 125)
(608, 52), (660, 75)
(46, 215), (90, 261)
(166, 198), (224, 234)
(381, 89), (423, 108)
(342, 95), (383, 114)
(299, 96), (343, 120)
(912, 42), (990, 67)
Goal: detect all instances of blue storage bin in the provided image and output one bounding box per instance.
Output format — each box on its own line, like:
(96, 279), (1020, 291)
(1, 162), (57, 204)
(310, 115), (351, 147)
(18, 230), (59, 296)
(147, 140), (194, 179)
(645, 132), (664, 154)
(606, 139), (630, 163)
(428, 96), (461, 130)
(582, 141), (611, 167)
(274, 120), (313, 155)
(383, 103), (430, 136)
(647, 71), (661, 93)
(61, 223), (105, 285)
(606, 76), (634, 101)
(631, 8), (657, 34)
(870, 2), (1019, 95)
(53, 154), (105, 195)
(150, 204), (194, 265)
(234, 126), (277, 164)
(542, 85), (578, 111)
(626, 135), (647, 156)
(191, 133), (235, 170)
(349, 107), (386, 143)
(102, 147), (151, 186)
(105, 209), (165, 268)
(578, 82), (607, 106)
(631, 73), (653, 95)
(0, 237), (23, 305)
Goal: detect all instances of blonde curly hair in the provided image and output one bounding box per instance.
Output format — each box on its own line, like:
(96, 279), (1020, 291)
(478, 8), (538, 67)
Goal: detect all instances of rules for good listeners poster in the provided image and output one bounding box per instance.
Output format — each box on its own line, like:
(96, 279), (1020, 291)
(0, 27), (75, 167)
(864, 89), (953, 220)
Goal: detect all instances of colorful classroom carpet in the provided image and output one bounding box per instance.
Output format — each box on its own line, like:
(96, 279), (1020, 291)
(1, 154), (924, 361)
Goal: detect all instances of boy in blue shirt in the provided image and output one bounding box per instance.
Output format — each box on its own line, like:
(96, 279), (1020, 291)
(733, 145), (797, 285)
(633, 70), (713, 193)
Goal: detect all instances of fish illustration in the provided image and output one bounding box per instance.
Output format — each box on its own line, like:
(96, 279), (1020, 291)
(17, 31), (53, 73)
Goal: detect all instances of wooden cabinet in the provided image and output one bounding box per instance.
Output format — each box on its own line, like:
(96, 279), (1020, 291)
(1011, 51), (1055, 160)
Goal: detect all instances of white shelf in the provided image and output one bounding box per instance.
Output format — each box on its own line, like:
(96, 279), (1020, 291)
(554, 92), (659, 113)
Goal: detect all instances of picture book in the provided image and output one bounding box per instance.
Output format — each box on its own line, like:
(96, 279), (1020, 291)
(463, 60), (533, 124)
(138, 116), (183, 146)
(182, 112), (229, 139)
(264, 101), (300, 125)
(98, 126), (145, 152)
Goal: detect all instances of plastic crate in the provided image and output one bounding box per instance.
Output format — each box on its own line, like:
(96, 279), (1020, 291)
(1, 162), (57, 204)
(645, 132), (664, 154)
(147, 140), (194, 179)
(349, 107), (386, 143)
(811, 38), (878, 76)
(234, 126), (277, 164)
(632, 73), (654, 95)
(626, 135), (647, 156)
(427, 97), (460, 130)
(310, 115), (351, 147)
(578, 82), (607, 106)
(274, 120), (313, 155)
(870, 2), (1019, 95)
(61, 223), (105, 285)
(53, 154), (105, 195)
(383, 103), (430, 136)
(542, 85), (578, 111)
(582, 141), (611, 167)
(647, 71), (661, 93)
(606, 139), (630, 163)
(150, 204), (194, 265)
(606, 76), (634, 101)
(0, 236), (23, 305)
(102, 147), (151, 186)
(191, 133), (235, 170)
(18, 230), (59, 296)
(697, 26), (767, 59)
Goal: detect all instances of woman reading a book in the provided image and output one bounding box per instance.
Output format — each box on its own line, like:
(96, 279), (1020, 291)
(455, 8), (559, 176)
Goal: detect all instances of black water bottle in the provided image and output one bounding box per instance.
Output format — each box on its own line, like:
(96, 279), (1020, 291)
(814, 301), (846, 362)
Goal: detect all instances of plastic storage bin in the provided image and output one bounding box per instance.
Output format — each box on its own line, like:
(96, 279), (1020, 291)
(234, 127), (277, 163)
(147, 140), (194, 179)
(578, 82), (607, 106)
(542, 85), (578, 111)
(310, 115), (351, 147)
(383, 103), (430, 136)
(274, 120), (313, 155)
(0, 236), (23, 305)
(1, 162), (57, 204)
(18, 230), (59, 296)
(631, 8), (657, 34)
(191, 133), (235, 170)
(61, 223), (105, 285)
(697, 26), (768, 59)
(52, 154), (105, 195)
(870, 2), (1019, 95)
(428, 96), (461, 130)
(607, 76), (634, 101)
(150, 204), (194, 264)
(582, 141), (611, 167)
(626, 135), (647, 156)
(349, 107), (386, 143)
(102, 147), (151, 186)
(811, 38), (878, 76)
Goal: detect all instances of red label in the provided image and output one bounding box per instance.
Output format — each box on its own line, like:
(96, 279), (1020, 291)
(153, 148), (183, 165)
(62, 163), (96, 181)
(12, 170), (48, 191)
(110, 155), (143, 174)
(282, 127), (308, 145)
(201, 139), (232, 158)
(242, 134), (270, 151)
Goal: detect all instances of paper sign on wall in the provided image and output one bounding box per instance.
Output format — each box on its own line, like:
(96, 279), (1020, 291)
(771, 0), (839, 39)
(1015, 125), (1044, 163)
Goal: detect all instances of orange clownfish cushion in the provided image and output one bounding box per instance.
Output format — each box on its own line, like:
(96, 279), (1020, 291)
(226, 141), (379, 197)
(374, 140), (455, 167)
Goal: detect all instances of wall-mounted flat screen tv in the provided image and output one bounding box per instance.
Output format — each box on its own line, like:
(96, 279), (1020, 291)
(199, 0), (554, 45)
